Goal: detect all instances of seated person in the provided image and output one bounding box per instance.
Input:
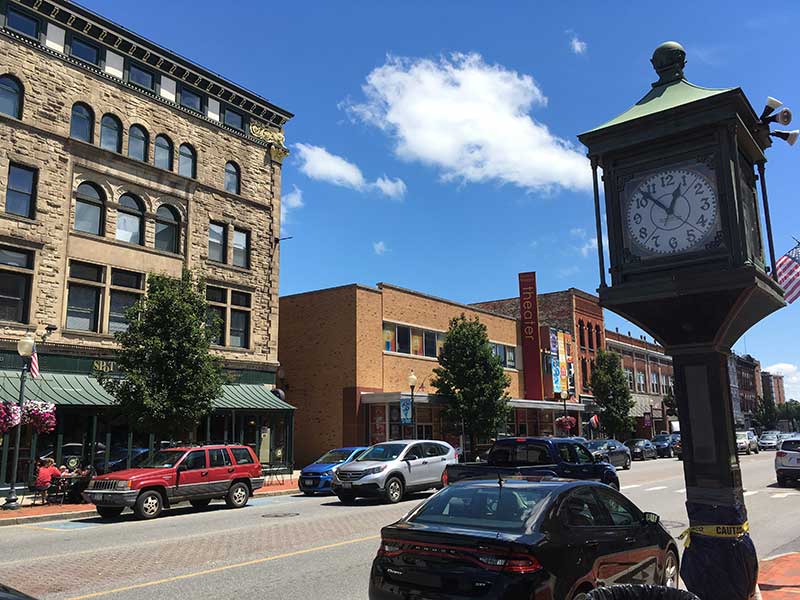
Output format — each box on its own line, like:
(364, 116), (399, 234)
(35, 458), (61, 492)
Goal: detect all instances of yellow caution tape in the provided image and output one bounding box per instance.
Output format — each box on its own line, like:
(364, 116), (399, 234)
(678, 521), (749, 548)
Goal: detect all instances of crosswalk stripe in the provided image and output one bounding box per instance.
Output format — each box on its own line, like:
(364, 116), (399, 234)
(770, 492), (800, 499)
(675, 488), (686, 493)
(645, 486), (667, 491)
(744, 490), (759, 497)
(621, 485), (640, 490)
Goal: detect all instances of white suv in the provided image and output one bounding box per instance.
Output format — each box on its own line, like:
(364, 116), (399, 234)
(332, 440), (457, 504)
(776, 436), (800, 487)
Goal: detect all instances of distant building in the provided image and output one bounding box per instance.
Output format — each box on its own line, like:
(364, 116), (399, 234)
(762, 371), (787, 406)
(736, 354), (761, 426)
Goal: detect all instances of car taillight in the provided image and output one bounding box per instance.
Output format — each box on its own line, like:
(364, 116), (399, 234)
(478, 554), (542, 574)
(442, 470), (449, 486)
(377, 540), (402, 557)
(777, 451), (787, 457)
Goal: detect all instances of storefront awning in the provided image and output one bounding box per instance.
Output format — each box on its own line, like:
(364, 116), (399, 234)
(508, 398), (586, 412)
(0, 371), (293, 411)
(360, 391), (585, 412)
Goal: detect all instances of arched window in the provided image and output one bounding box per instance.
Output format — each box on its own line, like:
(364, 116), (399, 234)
(587, 321), (594, 350)
(154, 134), (173, 170)
(581, 358), (589, 389)
(578, 320), (585, 348)
(155, 205), (180, 253)
(595, 325), (602, 351)
(224, 161), (240, 194)
(178, 144), (196, 178)
(69, 103), (94, 142)
(128, 124), (149, 161)
(0, 75), (22, 119)
(100, 114), (122, 153)
(74, 182), (105, 235)
(116, 193), (144, 245)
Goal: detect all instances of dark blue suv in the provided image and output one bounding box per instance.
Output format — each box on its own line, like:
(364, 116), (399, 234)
(299, 446), (368, 495)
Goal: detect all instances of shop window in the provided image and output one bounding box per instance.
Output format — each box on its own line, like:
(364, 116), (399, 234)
(0, 246), (33, 323)
(232, 227), (249, 268)
(208, 222), (226, 262)
(74, 182), (105, 235)
(225, 161), (240, 194)
(116, 194), (144, 245)
(396, 326), (411, 354)
(70, 36), (100, 65)
(70, 103), (94, 142)
(128, 124), (149, 161)
(383, 322), (396, 352)
(154, 134), (173, 170)
(5, 163), (37, 218)
(155, 205), (180, 253)
(100, 114), (122, 153)
(179, 144), (196, 178)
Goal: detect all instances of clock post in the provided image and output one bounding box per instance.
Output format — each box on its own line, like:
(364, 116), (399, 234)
(579, 42), (786, 600)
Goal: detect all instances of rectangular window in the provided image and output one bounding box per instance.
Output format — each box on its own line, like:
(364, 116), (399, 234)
(231, 291), (251, 307)
(180, 87), (202, 113)
(636, 372), (646, 392)
(423, 331), (437, 358)
(208, 222), (226, 262)
(6, 8), (38, 39)
(411, 328), (424, 356)
(223, 108), (244, 130)
(70, 261), (104, 282)
(494, 343), (507, 367)
(108, 290), (138, 333)
(624, 368), (634, 390)
(383, 323), (396, 352)
(206, 286), (226, 303)
(436, 333), (446, 357)
(6, 163), (37, 218)
(506, 346), (516, 369)
(209, 448), (231, 467)
(111, 269), (142, 289)
(396, 326), (411, 354)
(129, 63), (154, 90)
(232, 228), (249, 268)
(66, 284), (100, 331)
(70, 37), (100, 65)
(0, 247), (32, 269)
(230, 309), (249, 348)
(207, 305), (225, 346)
(651, 372), (659, 394)
(0, 271), (30, 323)
(75, 200), (102, 235)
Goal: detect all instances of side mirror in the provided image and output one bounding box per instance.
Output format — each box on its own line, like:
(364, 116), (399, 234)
(177, 464), (188, 473)
(406, 455), (419, 462)
(643, 511), (660, 525)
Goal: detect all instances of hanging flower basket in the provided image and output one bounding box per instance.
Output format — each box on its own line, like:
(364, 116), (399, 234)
(0, 401), (21, 433)
(21, 399), (56, 434)
(555, 415), (577, 432)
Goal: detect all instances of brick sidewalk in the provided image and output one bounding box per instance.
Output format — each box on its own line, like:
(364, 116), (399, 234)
(759, 553), (800, 600)
(0, 475), (301, 526)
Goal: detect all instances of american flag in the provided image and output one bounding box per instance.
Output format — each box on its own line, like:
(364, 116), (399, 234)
(776, 243), (800, 304)
(30, 342), (40, 379)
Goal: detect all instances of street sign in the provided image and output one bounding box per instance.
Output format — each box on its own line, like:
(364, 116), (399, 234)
(400, 396), (413, 425)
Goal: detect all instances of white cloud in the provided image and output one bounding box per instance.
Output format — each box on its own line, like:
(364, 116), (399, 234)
(373, 241), (388, 255)
(570, 227), (587, 238)
(579, 237), (598, 257)
(293, 143), (406, 199)
(558, 265), (580, 278)
(568, 33), (587, 55)
(280, 185), (304, 233)
(765, 363), (800, 401)
(343, 53), (590, 193)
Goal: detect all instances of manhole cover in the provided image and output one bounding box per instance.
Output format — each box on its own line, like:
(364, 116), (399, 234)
(262, 512), (300, 518)
(661, 520), (686, 529)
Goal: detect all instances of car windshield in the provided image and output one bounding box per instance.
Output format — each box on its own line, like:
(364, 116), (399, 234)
(653, 435), (671, 442)
(137, 449), (185, 468)
(736, 432), (747, 440)
(410, 485), (551, 532)
(315, 450), (352, 464)
(762, 434), (777, 440)
(356, 444), (407, 462)
(624, 440), (642, 447)
(586, 440), (607, 450)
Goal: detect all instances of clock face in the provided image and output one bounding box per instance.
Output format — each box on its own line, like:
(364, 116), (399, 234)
(626, 167), (718, 256)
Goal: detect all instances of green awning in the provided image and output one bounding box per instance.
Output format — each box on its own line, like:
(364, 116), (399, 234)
(0, 371), (293, 411)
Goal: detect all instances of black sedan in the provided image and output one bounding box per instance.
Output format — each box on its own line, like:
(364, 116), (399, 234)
(585, 439), (631, 470)
(651, 434), (677, 458)
(624, 439), (658, 461)
(369, 478), (679, 599)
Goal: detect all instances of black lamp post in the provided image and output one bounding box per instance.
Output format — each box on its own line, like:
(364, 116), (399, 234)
(2, 332), (35, 510)
(560, 390), (569, 436)
(408, 371), (417, 439)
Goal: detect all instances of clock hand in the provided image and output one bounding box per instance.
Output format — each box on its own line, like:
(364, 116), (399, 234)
(640, 190), (670, 213)
(667, 184), (682, 215)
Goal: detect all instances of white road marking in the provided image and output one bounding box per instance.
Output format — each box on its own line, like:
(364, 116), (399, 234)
(621, 484), (641, 490)
(645, 486), (667, 491)
(770, 492), (800, 499)
(744, 490), (759, 497)
(675, 488), (686, 493)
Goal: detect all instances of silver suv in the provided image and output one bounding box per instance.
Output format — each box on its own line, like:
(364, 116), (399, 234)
(332, 440), (457, 504)
(736, 431), (759, 455)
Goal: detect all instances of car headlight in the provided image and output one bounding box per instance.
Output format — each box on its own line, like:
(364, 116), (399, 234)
(114, 480), (132, 490)
(365, 465), (387, 476)
(322, 470), (333, 477)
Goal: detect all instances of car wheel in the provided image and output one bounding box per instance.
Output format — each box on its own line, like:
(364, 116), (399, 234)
(134, 490), (163, 520)
(605, 477), (620, 491)
(623, 456), (631, 470)
(190, 498), (212, 508)
(96, 506), (123, 519)
(337, 493), (356, 504)
(746, 447), (751, 455)
(663, 549), (679, 588)
(778, 477), (788, 487)
(225, 482), (250, 508)
(667, 448), (673, 458)
(384, 477), (404, 504)
(755, 446), (759, 454)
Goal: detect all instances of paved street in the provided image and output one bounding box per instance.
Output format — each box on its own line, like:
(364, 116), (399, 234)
(0, 452), (796, 600)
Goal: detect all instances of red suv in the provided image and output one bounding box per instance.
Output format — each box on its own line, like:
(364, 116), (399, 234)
(83, 445), (264, 520)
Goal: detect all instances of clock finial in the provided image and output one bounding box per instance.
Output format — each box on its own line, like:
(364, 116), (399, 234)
(651, 41), (686, 87)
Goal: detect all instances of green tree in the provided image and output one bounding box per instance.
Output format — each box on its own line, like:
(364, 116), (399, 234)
(431, 314), (510, 456)
(753, 394), (778, 430)
(590, 349), (635, 439)
(99, 269), (224, 439)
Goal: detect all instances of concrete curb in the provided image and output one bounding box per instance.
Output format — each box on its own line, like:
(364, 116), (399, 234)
(0, 485), (301, 527)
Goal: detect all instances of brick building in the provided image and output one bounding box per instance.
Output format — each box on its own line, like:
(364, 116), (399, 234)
(736, 354), (761, 424)
(604, 329), (675, 437)
(280, 282), (592, 466)
(762, 371), (787, 406)
(0, 0), (294, 486)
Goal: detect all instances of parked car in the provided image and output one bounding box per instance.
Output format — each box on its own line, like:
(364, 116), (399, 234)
(673, 438), (682, 460)
(83, 444), (263, 519)
(651, 434), (677, 458)
(94, 447), (151, 474)
(758, 432), (780, 451)
(736, 431), (759, 455)
(585, 439), (631, 470)
(624, 439), (658, 461)
(40, 442), (106, 470)
(445, 437), (620, 490)
(332, 440), (457, 504)
(776, 436), (800, 487)
(299, 446), (368, 495)
(368, 478), (679, 599)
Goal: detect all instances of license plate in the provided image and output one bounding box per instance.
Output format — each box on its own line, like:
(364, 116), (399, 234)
(342, 482), (352, 489)
(303, 479), (314, 486)
(101, 494), (114, 502)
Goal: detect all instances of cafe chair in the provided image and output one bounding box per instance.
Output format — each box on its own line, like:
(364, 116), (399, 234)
(26, 479), (50, 506)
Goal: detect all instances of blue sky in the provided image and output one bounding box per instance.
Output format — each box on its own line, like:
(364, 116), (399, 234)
(84, 1), (800, 397)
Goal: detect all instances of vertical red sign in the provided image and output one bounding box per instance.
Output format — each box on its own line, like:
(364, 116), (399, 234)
(519, 272), (543, 400)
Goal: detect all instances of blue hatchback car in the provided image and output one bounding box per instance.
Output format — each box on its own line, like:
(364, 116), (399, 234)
(299, 446), (368, 495)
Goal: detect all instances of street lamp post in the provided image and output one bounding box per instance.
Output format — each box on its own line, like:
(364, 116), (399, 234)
(408, 371), (417, 439)
(2, 332), (35, 510)
(560, 390), (569, 437)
